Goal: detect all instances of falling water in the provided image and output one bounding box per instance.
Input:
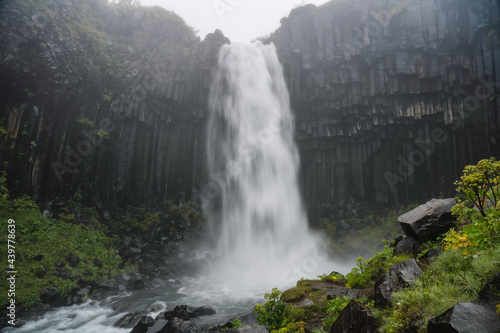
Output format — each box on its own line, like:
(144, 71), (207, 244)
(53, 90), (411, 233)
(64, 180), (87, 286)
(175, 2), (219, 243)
(206, 42), (339, 291)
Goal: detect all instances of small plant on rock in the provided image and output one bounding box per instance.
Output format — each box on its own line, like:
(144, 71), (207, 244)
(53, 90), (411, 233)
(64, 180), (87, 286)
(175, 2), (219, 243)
(322, 296), (351, 330)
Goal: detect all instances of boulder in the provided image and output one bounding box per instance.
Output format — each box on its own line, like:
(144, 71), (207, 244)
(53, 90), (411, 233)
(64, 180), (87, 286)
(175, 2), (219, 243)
(115, 311), (151, 329)
(130, 316), (155, 333)
(67, 254), (80, 267)
(394, 236), (421, 257)
(164, 305), (216, 321)
(164, 306), (191, 321)
(398, 198), (456, 242)
(374, 259), (423, 307)
(478, 272), (500, 305)
(191, 305), (217, 317)
(167, 317), (198, 333)
(147, 319), (169, 333)
(329, 300), (378, 333)
(427, 302), (500, 333)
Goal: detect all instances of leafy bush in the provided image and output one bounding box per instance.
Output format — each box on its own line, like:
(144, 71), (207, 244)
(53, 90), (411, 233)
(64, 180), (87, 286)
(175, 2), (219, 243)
(254, 288), (288, 331)
(345, 257), (371, 288)
(453, 158), (500, 218)
(344, 243), (409, 289)
(322, 296), (351, 330)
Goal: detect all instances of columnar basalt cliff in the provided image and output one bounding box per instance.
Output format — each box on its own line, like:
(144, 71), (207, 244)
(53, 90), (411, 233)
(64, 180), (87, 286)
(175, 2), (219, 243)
(0, 0), (228, 214)
(0, 0), (499, 220)
(269, 0), (500, 218)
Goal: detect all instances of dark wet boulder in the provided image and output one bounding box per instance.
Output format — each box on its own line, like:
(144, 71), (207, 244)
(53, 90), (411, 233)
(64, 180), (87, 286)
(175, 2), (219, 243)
(374, 259), (423, 307)
(40, 287), (83, 308)
(167, 317), (198, 333)
(192, 305), (216, 317)
(67, 254), (80, 267)
(128, 279), (145, 291)
(427, 273), (500, 332)
(329, 300), (378, 333)
(115, 311), (150, 329)
(164, 306), (190, 321)
(478, 272), (500, 305)
(394, 236), (421, 257)
(130, 316), (155, 333)
(427, 302), (500, 333)
(148, 319), (169, 333)
(398, 198), (456, 242)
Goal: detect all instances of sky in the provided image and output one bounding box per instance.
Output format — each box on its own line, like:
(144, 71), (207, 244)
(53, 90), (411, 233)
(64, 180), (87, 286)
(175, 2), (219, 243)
(139, 0), (327, 43)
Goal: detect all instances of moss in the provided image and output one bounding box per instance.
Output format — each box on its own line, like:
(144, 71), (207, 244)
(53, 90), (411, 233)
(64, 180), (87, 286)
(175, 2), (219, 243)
(282, 286), (312, 302)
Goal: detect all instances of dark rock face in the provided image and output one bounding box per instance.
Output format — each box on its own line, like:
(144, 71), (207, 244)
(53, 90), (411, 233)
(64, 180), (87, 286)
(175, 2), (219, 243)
(329, 300), (378, 333)
(374, 259), (423, 307)
(1, 0), (499, 219)
(427, 302), (500, 333)
(398, 198), (456, 242)
(0, 0), (228, 211)
(269, 0), (500, 218)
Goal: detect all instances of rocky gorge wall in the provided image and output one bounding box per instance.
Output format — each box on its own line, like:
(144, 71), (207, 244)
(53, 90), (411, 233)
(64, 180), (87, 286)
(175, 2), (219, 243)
(269, 0), (500, 218)
(0, 0), (228, 215)
(1, 0), (499, 220)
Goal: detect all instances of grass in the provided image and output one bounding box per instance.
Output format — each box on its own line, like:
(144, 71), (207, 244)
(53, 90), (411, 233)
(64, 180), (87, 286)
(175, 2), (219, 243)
(379, 244), (500, 332)
(0, 174), (123, 312)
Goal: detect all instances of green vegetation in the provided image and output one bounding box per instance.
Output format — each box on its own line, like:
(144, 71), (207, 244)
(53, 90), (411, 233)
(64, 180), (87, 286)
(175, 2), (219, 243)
(254, 288), (288, 331)
(76, 116), (95, 128)
(322, 296), (351, 329)
(259, 158), (500, 333)
(316, 204), (418, 259)
(222, 319), (243, 331)
(378, 158), (500, 331)
(0, 171), (123, 312)
(0, 118), (6, 137)
(343, 243), (411, 289)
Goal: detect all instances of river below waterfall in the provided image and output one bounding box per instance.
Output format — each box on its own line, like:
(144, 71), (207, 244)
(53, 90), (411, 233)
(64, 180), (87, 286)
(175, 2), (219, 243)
(1, 259), (349, 333)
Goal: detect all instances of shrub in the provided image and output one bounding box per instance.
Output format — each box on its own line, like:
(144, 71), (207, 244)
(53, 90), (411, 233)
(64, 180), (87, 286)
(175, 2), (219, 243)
(254, 288), (288, 331)
(322, 296), (351, 330)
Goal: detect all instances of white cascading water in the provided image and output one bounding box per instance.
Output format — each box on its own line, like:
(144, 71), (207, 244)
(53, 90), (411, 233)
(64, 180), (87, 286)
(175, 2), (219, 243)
(206, 42), (339, 291)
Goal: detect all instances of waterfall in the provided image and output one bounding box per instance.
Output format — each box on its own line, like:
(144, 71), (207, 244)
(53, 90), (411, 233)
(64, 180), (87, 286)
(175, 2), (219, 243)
(206, 42), (337, 291)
